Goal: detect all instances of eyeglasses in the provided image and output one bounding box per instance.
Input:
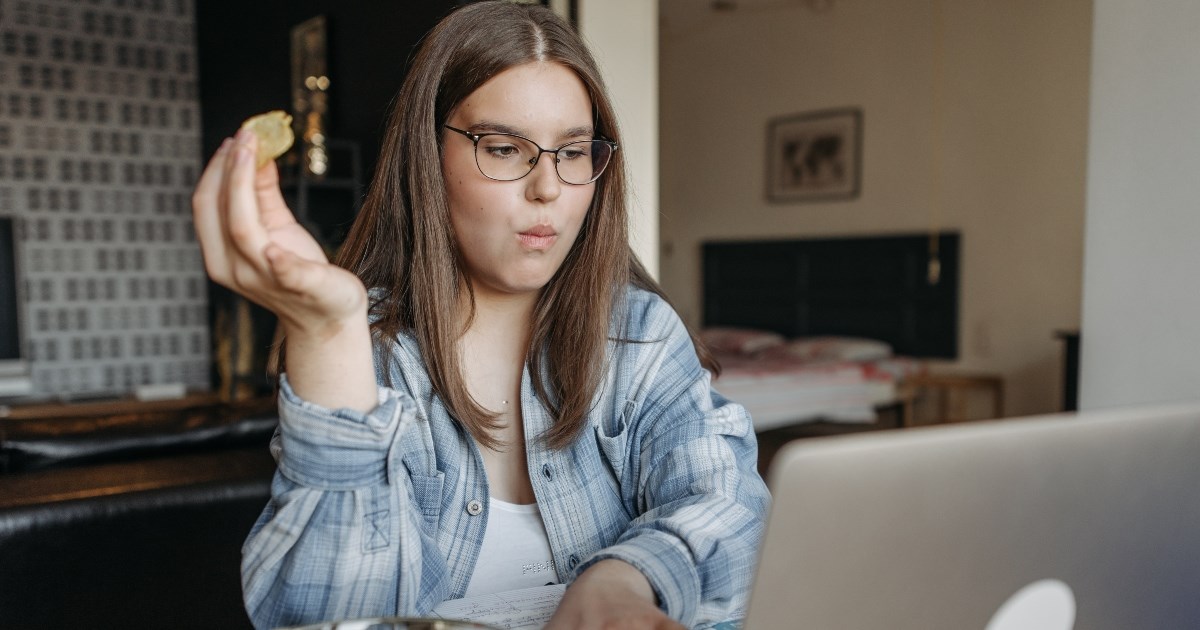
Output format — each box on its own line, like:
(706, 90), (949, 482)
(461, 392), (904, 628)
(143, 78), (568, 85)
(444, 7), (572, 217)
(444, 125), (617, 185)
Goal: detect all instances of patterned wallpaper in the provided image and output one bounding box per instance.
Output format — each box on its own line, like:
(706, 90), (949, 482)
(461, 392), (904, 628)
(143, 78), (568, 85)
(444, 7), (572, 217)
(0, 0), (209, 397)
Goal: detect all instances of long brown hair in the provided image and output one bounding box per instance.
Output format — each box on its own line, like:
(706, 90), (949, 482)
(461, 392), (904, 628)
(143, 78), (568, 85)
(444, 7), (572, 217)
(334, 1), (715, 450)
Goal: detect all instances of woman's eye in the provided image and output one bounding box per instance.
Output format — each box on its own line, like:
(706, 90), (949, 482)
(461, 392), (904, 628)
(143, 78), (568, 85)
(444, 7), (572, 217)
(483, 144), (520, 159)
(558, 147), (587, 160)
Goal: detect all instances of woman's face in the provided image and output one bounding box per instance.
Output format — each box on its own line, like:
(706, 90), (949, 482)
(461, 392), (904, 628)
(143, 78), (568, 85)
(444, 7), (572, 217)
(441, 61), (597, 301)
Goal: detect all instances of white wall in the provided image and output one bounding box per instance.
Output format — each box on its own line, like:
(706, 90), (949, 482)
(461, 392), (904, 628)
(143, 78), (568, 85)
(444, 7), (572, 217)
(658, 0), (1093, 417)
(577, 0), (660, 278)
(1079, 1), (1200, 409)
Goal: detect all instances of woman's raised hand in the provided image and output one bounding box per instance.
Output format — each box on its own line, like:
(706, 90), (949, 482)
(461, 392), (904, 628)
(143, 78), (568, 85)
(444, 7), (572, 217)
(192, 128), (367, 337)
(192, 128), (377, 411)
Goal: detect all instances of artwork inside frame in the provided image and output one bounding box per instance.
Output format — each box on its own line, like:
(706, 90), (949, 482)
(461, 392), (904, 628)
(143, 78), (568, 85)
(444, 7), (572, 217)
(766, 108), (862, 203)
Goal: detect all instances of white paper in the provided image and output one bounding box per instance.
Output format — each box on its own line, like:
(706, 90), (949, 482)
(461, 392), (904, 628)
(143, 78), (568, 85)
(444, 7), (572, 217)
(431, 584), (566, 630)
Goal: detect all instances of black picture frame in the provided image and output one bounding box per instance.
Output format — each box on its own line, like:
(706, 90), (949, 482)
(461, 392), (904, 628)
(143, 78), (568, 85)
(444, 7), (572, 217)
(766, 107), (863, 203)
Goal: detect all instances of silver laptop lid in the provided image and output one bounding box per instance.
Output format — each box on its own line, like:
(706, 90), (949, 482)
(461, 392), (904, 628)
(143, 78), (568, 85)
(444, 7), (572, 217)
(745, 403), (1200, 629)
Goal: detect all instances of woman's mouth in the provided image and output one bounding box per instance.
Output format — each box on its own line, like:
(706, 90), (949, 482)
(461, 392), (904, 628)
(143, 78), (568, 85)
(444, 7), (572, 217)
(518, 225), (557, 250)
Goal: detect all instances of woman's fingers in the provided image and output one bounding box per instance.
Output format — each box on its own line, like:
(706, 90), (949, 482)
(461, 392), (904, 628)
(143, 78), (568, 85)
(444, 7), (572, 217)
(267, 245), (359, 303)
(264, 244), (319, 295)
(192, 125), (352, 322)
(254, 159), (296, 231)
(223, 129), (272, 274)
(264, 245), (367, 329)
(192, 138), (234, 279)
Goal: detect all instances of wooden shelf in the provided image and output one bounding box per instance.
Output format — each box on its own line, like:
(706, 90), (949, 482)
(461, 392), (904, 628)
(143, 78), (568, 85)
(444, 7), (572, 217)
(1, 392), (223, 421)
(0, 447), (275, 509)
(0, 394), (278, 507)
(0, 393), (275, 441)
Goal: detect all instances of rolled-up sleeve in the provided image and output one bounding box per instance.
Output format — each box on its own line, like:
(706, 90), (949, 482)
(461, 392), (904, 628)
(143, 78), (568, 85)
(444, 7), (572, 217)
(241, 375), (450, 629)
(273, 377), (408, 489)
(575, 297), (770, 627)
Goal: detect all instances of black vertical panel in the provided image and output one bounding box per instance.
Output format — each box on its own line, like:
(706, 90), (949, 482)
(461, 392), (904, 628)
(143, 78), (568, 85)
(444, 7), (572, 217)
(0, 217), (20, 361)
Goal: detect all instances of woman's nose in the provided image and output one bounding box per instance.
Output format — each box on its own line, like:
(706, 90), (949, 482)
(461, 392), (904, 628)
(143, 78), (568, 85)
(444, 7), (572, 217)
(525, 153), (562, 202)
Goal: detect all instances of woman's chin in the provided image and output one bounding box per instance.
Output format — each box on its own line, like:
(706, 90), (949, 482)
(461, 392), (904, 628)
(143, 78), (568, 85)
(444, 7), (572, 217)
(473, 275), (554, 299)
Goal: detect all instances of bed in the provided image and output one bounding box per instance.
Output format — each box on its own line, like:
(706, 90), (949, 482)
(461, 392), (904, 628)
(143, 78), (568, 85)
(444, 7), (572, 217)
(706, 331), (924, 432)
(702, 232), (960, 446)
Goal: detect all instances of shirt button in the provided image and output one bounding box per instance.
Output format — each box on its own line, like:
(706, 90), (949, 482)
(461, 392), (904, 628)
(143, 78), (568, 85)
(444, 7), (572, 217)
(568, 554), (579, 569)
(466, 499), (483, 516)
(541, 463), (553, 481)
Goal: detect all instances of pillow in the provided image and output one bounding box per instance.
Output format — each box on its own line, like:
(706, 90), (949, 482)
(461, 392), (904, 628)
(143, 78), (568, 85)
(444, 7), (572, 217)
(764, 336), (894, 362)
(700, 327), (786, 355)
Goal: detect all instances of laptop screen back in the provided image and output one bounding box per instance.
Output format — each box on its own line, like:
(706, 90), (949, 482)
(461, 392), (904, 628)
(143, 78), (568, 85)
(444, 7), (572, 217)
(745, 403), (1200, 629)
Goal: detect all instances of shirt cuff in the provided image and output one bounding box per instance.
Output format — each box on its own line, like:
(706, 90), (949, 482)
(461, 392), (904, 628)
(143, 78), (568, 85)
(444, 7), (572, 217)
(575, 531), (702, 627)
(274, 373), (415, 489)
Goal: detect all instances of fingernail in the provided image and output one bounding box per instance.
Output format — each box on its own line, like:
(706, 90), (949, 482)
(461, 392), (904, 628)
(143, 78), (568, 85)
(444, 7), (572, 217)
(236, 127), (253, 144)
(218, 138), (232, 153)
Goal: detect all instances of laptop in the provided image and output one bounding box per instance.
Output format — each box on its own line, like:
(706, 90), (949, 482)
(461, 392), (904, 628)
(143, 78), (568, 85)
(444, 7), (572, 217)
(743, 402), (1200, 629)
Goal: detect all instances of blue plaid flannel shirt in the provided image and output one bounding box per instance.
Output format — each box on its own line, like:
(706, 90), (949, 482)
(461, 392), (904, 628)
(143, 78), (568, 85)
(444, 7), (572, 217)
(241, 286), (770, 629)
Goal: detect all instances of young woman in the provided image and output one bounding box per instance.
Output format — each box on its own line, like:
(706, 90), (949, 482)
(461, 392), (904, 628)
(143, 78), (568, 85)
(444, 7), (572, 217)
(192, 3), (769, 628)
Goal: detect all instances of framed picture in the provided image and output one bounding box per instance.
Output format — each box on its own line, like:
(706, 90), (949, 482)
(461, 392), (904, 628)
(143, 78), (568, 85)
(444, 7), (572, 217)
(766, 108), (862, 203)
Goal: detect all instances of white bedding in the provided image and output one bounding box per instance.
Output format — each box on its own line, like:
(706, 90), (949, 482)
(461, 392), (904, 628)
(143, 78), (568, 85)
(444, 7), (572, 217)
(711, 353), (922, 432)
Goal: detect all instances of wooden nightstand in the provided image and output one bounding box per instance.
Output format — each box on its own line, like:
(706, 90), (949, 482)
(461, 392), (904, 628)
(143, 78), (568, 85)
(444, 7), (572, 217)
(906, 371), (1005, 424)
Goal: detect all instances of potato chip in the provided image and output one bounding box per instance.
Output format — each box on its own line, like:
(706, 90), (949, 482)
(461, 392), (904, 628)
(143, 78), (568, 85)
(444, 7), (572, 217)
(240, 110), (295, 168)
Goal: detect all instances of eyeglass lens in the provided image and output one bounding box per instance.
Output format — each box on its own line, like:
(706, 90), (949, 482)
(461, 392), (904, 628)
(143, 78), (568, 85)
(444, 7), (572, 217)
(474, 134), (613, 184)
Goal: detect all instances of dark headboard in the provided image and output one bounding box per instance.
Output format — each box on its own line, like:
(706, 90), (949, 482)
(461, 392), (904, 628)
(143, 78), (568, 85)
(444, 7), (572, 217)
(702, 232), (959, 358)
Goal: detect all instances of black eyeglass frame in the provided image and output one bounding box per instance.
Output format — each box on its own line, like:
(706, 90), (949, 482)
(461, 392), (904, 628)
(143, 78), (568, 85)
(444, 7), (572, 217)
(443, 124), (618, 185)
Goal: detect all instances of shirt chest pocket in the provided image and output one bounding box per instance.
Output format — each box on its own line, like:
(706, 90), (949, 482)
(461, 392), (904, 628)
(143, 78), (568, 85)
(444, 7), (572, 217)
(407, 471), (445, 530)
(594, 399), (637, 482)
(391, 413), (444, 531)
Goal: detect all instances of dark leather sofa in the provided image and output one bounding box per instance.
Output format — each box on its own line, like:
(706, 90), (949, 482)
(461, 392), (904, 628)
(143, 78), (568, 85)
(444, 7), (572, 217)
(0, 396), (277, 629)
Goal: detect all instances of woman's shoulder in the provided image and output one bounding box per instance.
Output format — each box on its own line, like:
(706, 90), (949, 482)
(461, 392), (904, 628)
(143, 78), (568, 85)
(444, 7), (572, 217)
(622, 283), (659, 308)
(616, 284), (685, 341)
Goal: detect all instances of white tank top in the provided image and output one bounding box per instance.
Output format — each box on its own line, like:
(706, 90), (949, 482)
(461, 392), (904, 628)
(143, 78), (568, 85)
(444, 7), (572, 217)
(463, 498), (559, 597)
